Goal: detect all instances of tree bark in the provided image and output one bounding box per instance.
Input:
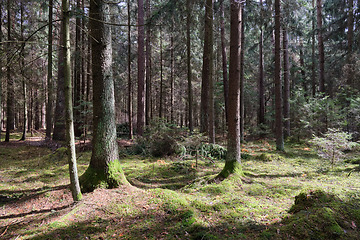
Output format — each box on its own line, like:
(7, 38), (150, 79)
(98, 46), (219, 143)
(240, 5), (245, 142)
(170, 20), (175, 123)
(275, 0), (284, 151)
(128, 0), (133, 139)
(46, 0), (53, 139)
(258, 0), (265, 126)
(62, 0), (82, 202)
(159, 25), (163, 119)
(20, 2), (27, 141)
(186, 0), (193, 132)
(145, 0), (152, 125)
(317, 0), (325, 94)
(218, 0), (242, 179)
(283, 27), (290, 139)
(200, 0), (213, 135)
(80, 0), (128, 192)
(137, 0), (145, 135)
(5, 0), (14, 142)
(346, 0), (354, 87)
(220, 1), (229, 126)
(0, 2), (2, 140)
(311, 0), (316, 96)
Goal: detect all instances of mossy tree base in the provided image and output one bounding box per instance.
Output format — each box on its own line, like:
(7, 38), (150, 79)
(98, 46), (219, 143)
(216, 160), (243, 180)
(80, 159), (129, 193)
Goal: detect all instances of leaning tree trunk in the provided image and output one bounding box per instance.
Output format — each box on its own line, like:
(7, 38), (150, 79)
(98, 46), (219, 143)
(137, 0), (145, 136)
(218, 0), (242, 179)
(62, 0), (82, 202)
(46, 0), (53, 139)
(274, 0), (284, 151)
(80, 0), (128, 192)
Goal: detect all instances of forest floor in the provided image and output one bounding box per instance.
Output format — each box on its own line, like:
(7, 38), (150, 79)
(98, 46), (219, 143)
(1, 133), (360, 239)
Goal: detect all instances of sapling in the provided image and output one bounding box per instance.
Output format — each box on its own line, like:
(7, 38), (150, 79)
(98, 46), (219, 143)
(310, 129), (355, 168)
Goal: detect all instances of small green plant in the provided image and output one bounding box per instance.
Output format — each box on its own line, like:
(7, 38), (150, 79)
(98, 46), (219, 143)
(310, 129), (355, 167)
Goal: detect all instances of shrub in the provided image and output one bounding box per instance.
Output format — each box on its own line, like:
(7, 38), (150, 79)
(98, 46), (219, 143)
(310, 129), (355, 167)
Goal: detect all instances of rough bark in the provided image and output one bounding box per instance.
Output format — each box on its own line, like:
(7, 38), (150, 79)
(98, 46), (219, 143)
(240, 5), (245, 142)
(128, 0), (133, 139)
(20, 2), (27, 141)
(275, 0), (284, 151)
(170, 20), (175, 123)
(0, 2), (2, 139)
(220, 1), (229, 126)
(46, 0), (53, 139)
(311, 0), (316, 96)
(317, 0), (325, 94)
(62, 0), (82, 202)
(283, 28), (290, 139)
(145, 0), (152, 125)
(258, 0), (265, 126)
(186, 0), (193, 132)
(346, 0), (354, 87)
(137, 0), (145, 136)
(80, 0), (128, 193)
(218, 0), (242, 179)
(200, 0), (213, 135)
(159, 25), (163, 119)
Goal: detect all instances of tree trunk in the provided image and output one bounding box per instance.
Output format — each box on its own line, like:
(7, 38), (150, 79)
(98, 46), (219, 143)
(20, 2), (27, 141)
(200, 0), (213, 135)
(346, 0), (354, 87)
(62, 0), (82, 202)
(299, 39), (307, 95)
(159, 25), (163, 119)
(128, 0), (133, 139)
(145, 0), (152, 125)
(317, 0), (325, 94)
(274, 0), (284, 151)
(53, 18), (66, 141)
(220, 1), (229, 126)
(218, 0), (242, 179)
(5, 0), (14, 142)
(258, 0), (265, 126)
(186, 0), (193, 132)
(80, 0), (128, 193)
(170, 20), (175, 123)
(137, 0), (145, 136)
(46, 0), (53, 139)
(240, 5), (245, 142)
(0, 2), (2, 140)
(283, 27), (290, 139)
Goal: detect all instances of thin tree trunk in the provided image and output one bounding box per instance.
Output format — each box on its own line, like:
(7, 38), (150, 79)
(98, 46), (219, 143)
(283, 27), (290, 139)
(20, 2), (27, 141)
(145, 0), (152, 125)
(5, 0), (14, 142)
(317, 0), (325, 94)
(299, 39), (307, 96)
(128, 0), (133, 139)
(275, 0), (284, 151)
(311, 0), (316, 96)
(218, 0), (242, 179)
(186, 0), (193, 132)
(137, 0), (145, 135)
(0, 2), (2, 139)
(170, 20), (175, 123)
(220, 1), (228, 126)
(200, 0), (213, 135)
(46, 0), (53, 139)
(258, 0), (265, 126)
(62, 0), (82, 202)
(159, 25), (163, 119)
(346, 0), (354, 87)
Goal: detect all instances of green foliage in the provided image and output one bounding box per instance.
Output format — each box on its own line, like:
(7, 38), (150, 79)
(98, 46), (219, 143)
(310, 129), (355, 167)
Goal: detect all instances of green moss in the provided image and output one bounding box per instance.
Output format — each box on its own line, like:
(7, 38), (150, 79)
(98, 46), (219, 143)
(80, 159), (128, 192)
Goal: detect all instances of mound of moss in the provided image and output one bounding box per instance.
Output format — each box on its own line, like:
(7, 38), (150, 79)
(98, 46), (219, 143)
(278, 190), (360, 239)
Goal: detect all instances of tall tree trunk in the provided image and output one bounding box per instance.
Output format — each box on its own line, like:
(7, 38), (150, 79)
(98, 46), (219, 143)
(240, 5), (245, 142)
(186, 0), (193, 132)
(218, 0), (242, 179)
(80, 0), (128, 192)
(317, 0), (325, 94)
(274, 0), (284, 151)
(73, 0), (82, 137)
(128, 0), (133, 139)
(53, 19), (66, 141)
(5, 0), (14, 142)
(220, 1), (228, 126)
(299, 39), (307, 95)
(137, 0), (145, 135)
(200, 0), (213, 135)
(20, 2), (27, 141)
(346, 0), (354, 87)
(170, 20), (175, 123)
(0, 1), (3, 140)
(258, 0), (265, 126)
(159, 25), (163, 119)
(283, 27), (290, 139)
(62, 0), (82, 202)
(311, 0), (316, 96)
(145, 0), (152, 125)
(46, 0), (53, 139)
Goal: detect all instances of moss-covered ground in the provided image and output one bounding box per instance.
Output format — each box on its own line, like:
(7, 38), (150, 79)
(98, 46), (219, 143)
(0, 137), (359, 239)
